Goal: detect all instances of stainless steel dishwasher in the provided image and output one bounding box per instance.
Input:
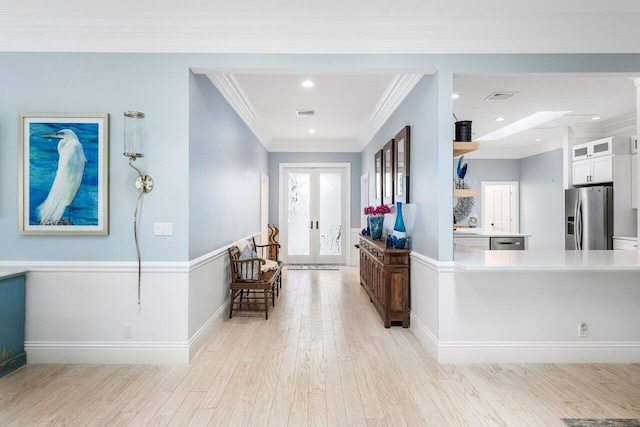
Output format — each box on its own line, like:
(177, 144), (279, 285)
(490, 237), (525, 250)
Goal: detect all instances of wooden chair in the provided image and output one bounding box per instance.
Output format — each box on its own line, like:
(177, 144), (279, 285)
(252, 237), (282, 296)
(228, 245), (282, 320)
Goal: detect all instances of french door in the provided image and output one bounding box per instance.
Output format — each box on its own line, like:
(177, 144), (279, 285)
(282, 167), (346, 264)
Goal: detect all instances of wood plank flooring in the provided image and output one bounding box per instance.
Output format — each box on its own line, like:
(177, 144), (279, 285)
(1, 266), (639, 426)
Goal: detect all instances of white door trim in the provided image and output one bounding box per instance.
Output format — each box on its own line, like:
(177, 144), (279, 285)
(279, 163), (351, 264)
(481, 181), (520, 232)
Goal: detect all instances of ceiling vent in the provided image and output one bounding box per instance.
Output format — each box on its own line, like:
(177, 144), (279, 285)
(296, 109), (316, 117)
(485, 92), (518, 101)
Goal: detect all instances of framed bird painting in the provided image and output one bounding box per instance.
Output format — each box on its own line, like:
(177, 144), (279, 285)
(19, 113), (109, 235)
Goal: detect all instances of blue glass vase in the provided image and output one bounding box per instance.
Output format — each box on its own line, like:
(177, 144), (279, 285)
(392, 202), (407, 249)
(369, 216), (384, 240)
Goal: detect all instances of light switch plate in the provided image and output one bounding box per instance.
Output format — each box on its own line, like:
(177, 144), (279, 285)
(154, 222), (173, 236)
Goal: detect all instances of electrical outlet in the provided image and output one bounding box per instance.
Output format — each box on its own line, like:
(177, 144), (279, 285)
(124, 324), (133, 338)
(578, 322), (588, 338)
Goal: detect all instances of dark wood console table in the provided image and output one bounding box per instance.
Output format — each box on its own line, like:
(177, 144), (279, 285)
(358, 235), (410, 328)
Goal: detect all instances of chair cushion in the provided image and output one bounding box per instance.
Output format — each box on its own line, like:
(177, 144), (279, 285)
(238, 245), (259, 280)
(261, 259), (278, 272)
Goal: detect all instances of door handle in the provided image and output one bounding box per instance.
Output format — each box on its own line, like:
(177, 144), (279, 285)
(310, 221), (313, 230)
(316, 221), (319, 229)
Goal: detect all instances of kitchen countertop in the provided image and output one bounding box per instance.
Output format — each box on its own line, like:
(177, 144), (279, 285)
(613, 236), (638, 241)
(453, 229), (531, 238)
(454, 249), (640, 272)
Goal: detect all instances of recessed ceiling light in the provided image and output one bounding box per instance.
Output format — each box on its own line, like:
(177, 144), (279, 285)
(302, 80), (314, 88)
(495, 117), (505, 122)
(478, 111), (572, 141)
(308, 129), (316, 134)
(452, 93), (460, 99)
(592, 116), (601, 120)
(535, 138), (542, 142)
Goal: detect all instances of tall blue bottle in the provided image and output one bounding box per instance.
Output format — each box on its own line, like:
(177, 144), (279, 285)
(392, 202), (407, 249)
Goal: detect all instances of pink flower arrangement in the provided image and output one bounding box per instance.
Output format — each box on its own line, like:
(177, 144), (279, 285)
(363, 204), (391, 216)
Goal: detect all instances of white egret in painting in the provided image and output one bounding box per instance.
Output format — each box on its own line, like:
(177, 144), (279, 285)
(38, 129), (86, 225)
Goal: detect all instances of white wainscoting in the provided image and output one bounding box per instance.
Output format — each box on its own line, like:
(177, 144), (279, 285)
(2, 234), (257, 364)
(408, 251), (640, 363)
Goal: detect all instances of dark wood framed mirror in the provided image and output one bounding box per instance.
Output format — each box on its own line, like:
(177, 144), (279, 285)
(383, 139), (394, 205)
(394, 126), (410, 203)
(374, 149), (383, 205)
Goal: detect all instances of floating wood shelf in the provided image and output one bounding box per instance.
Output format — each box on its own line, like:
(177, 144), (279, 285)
(453, 141), (480, 157)
(454, 188), (480, 198)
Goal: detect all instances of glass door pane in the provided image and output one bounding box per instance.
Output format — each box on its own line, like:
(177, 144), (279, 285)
(287, 171), (310, 257)
(318, 172), (342, 256)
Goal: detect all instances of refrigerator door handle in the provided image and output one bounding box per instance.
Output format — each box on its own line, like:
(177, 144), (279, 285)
(576, 199), (583, 250)
(573, 200), (579, 250)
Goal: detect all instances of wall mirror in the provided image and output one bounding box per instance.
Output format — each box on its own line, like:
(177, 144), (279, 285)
(374, 150), (383, 204)
(394, 126), (410, 203)
(383, 139), (394, 205)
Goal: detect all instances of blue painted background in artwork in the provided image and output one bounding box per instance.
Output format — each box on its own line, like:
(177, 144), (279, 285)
(29, 122), (100, 225)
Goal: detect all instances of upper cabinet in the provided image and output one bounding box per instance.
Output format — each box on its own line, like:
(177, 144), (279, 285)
(571, 137), (614, 161)
(570, 137), (630, 187)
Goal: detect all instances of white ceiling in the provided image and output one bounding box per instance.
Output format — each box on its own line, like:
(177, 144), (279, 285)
(234, 74), (394, 151)
(454, 74), (638, 158)
(2, 1), (640, 53)
(196, 71), (425, 152)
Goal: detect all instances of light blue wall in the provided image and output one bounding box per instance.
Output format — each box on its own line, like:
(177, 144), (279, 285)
(0, 53), (190, 262)
(189, 73), (268, 259)
(520, 149), (564, 250)
(454, 159), (521, 227)
(268, 152), (361, 228)
(1, 53), (639, 263)
(362, 75), (444, 259)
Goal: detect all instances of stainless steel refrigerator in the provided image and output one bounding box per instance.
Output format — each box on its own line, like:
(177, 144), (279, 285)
(565, 186), (613, 250)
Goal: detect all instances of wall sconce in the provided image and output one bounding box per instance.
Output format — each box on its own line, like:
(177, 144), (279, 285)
(123, 110), (153, 305)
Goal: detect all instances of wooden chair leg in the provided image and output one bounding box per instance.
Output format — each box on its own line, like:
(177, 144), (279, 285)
(229, 289), (236, 319)
(264, 290), (269, 320)
(272, 286), (275, 307)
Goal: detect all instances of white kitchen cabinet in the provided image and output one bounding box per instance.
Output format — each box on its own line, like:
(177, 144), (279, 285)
(613, 237), (638, 251)
(571, 137), (614, 161)
(572, 155), (613, 185)
(454, 237), (490, 250)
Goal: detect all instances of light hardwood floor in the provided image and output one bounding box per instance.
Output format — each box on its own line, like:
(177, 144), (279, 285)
(1, 266), (639, 426)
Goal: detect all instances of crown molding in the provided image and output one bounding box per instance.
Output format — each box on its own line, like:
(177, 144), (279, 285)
(359, 74), (423, 149)
(602, 111), (637, 136)
(205, 73), (273, 149)
(2, 9), (640, 54)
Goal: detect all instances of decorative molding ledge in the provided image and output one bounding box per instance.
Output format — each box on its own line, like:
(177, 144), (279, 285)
(0, 233), (260, 274)
(409, 251), (455, 273)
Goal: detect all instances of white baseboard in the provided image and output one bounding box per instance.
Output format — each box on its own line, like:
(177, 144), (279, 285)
(409, 312), (640, 363)
(437, 341), (640, 364)
(188, 297), (230, 360)
(25, 341), (189, 364)
(409, 310), (439, 360)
